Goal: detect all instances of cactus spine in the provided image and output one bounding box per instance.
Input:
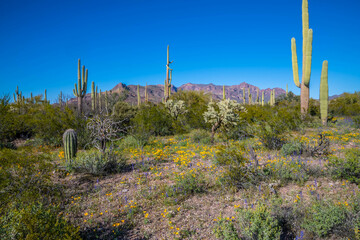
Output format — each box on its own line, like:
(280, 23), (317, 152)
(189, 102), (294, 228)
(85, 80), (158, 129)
(164, 45), (173, 102)
(91, 81), (96, 112)
(63, 129), (77, 162)
(73, 59), (88, 114)
(137, 84), (141, 106)
(291, 0), (313, 115)
(320, 60), (328, 126)
(223, 85), (226, 100)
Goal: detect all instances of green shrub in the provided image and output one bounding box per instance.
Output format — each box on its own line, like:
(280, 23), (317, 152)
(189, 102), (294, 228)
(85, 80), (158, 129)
(328, 148), (360, 184)
(237, 203), (282, 240)
(0, 148), (60, 210)
(173, 170), (207, 195)
(353, 116), (360, 128)
(170, 90), (211, 130)
(302, 200), (347, 238)
(131, 103), (173, 137)
(214, 144), (259, 189)
(69, 149), (127, 175)
(262, 156), (310, 184)
(189, 129), (211, 144)
(280, 140), (303, 156)
(0, 203), (81, 240)
(212, 217), (240, 240)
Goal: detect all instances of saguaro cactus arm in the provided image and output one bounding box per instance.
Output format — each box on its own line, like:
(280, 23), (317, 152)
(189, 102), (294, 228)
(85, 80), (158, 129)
(320, 60), (328, 126)
(291, 38), (300, 88)
(303, 29), (313, 87)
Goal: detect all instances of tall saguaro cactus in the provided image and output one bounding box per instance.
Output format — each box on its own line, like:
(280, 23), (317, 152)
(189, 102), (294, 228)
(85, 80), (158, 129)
(223, 85), (226, 100)
(137, 84), (141, 106)
(91, 81), (96, 112)
(262, 91), (264, 106)
(145, 83), (148, 103)
(320, 60), (328, 126)
(73, 59), (88, 114)
(164, 45), (173, 102)
(291, 0), (313, 115)
(242, 88), (245, 104)
(256, 89), (259, 104)
(98, 89), (102, 112)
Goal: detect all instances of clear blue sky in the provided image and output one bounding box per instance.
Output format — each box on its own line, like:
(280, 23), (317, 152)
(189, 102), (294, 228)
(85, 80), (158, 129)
(1, 0), (359, 102)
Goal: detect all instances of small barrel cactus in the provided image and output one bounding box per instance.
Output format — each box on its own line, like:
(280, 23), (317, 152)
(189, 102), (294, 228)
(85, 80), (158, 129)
(63, 129), (77, 161)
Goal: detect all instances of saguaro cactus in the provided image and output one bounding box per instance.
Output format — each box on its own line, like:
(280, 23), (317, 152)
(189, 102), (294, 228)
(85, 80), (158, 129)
(242, 88), (245, 104)
(262, 91), (264, 106)
(291, 0), (313, 115)
(105, 90), (109, 114)
(320, 60), (328, 126)
(223, 85), (226, 100)
(14, 86), (23, 104)
(98, 89), (102, 112)
(286, 84), (289, 97)
(73, 59), (88, 114)
(63, 129), (77, 162)
(164, 45), (173, 102)
(145, 83), (148, 102)
(91, 81), (96, 112)
(44, 89), (47, 104)
(59, 91), (63, 106)
(137, 84), (141, 106)
(248, 88), (251, 104)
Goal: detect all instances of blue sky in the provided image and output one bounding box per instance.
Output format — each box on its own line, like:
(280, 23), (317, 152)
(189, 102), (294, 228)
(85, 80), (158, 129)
(1, 0), (359, 102)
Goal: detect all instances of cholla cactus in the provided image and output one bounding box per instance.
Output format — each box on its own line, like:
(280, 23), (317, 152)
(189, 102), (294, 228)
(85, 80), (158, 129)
(164, 99), (187, 121)
(203, 99), (246, 143)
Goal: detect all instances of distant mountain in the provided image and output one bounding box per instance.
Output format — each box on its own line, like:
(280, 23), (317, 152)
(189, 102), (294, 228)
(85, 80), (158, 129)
(110, 82), (285, 104)
(69, 82), (286, 105)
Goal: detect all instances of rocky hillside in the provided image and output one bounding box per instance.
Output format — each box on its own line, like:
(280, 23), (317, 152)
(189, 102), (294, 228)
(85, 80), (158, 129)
(110, 82), (286, 104)
(68, 82), (286, 105)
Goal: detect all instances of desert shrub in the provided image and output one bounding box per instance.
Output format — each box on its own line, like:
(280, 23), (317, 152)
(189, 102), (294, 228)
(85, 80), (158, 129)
(0, 148), (60, 209)
(242, 106), (301, 150)
(131, 103), (173, 137)
(189, 129), (211, 144)
(0, 203), (81, 240)
(262, 156), (311, 184)
(117, 135), (139, 149)
(301, 133), (330, 157)
(69, 149), (127, 175)
(214, 144), (259, 189)
(328, 148), (360, 184)
(302, 200), (347, 238)
(173, 170), (207, 195)
(329, 92), (360, 116)
(170, 90), (211, 130)
(0, 148), (79, 239)
(237, 203), (282, 240)
(353, 116), (360, 128)
(212, 217), (240, 240)
(111, 101), (136, 129)
(280, 140), (303, 156)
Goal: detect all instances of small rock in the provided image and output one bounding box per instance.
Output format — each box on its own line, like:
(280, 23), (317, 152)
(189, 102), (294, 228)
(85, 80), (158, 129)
(122, 189), (129, 193)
